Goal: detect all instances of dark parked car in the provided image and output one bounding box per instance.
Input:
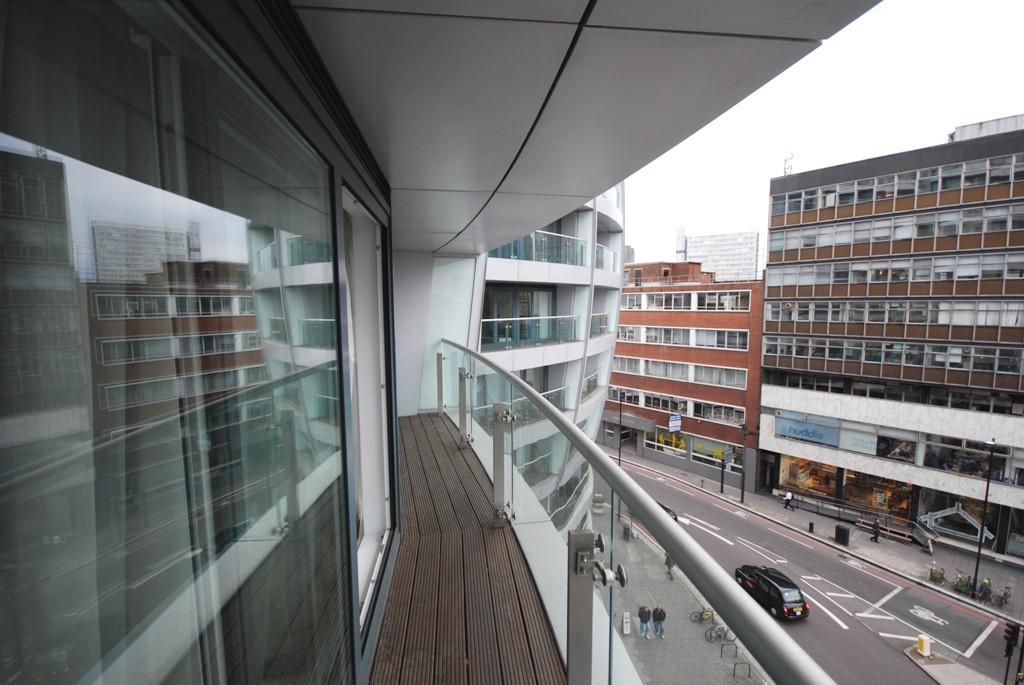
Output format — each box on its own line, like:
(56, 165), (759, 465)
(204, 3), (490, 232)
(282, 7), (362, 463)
(734, 565), (809, 620)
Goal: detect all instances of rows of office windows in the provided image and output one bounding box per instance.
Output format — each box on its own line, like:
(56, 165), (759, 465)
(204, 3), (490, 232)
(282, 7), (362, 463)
(617, 325), (749, 350)
(766, 252), (1024, 286)
(621, 289), (751, 311)
(609, 385), (746, 425)
(770, 153), (1024, 215)
(103, 364), (270, 410)
(763, 369), (1022, 416)
(770, 202), (1024, 253)
(763, 335), (1023, 374)
(766, 299), (1024, 327)
(95, 293), (256, 319)
(98, 331), (262, 364)
(612, 355), (747, 389)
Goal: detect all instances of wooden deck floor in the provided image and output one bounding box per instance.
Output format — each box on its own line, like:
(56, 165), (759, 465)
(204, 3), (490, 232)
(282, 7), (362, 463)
(370, 414), (566, 685)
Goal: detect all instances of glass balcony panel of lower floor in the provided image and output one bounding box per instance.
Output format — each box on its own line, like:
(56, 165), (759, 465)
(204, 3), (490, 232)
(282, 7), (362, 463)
(479, 315), (580, 350)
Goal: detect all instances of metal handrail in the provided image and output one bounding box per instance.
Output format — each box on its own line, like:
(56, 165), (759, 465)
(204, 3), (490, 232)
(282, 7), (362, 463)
(480, 314), (578, 322)
(441, 337), (837, 685)
(535, 228), (587, 244)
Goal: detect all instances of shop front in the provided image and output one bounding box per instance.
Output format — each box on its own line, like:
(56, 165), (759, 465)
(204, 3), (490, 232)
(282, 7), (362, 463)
(843, 470), (911, 520)
(779, 455), (840, 499)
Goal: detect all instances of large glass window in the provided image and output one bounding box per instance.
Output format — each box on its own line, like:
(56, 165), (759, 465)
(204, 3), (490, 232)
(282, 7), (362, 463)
(0, 3), (367, 682)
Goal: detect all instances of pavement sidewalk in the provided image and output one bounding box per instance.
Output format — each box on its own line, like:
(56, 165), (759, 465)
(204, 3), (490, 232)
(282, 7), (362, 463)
(606, 444), (1024, 625)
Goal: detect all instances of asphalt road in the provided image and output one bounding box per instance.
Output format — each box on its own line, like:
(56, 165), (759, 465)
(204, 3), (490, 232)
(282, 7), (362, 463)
(620, 459), (1010, 685)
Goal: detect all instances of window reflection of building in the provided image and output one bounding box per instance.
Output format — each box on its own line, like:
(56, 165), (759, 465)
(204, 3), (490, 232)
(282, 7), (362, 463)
(0, 0), (370, 680)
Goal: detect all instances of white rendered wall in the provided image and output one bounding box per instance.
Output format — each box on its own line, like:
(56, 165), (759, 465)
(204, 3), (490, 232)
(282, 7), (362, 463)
(392, 250), (434, 416)
(760, 385), (1024, 508)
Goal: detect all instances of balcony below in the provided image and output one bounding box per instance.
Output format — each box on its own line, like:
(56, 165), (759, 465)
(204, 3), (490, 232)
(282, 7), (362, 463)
(371, 414), (565, 684)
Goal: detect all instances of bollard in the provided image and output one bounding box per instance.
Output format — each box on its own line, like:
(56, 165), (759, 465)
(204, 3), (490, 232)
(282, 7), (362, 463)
(808, 521), (814, 534)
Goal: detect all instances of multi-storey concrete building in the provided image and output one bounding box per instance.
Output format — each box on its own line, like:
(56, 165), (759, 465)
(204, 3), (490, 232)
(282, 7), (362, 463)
(761, 123), (1024, 555)
(456, 189), (625, 529)
(675, 229), (760, 281)
(606, 261), (764, 493)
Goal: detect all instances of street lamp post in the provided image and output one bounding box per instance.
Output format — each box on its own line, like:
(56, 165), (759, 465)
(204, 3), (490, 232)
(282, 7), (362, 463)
(971, 438), (997, 600)
(617, 395), (623, 468)
(739, 420), (747, 504)
(720, 444), (726, 494)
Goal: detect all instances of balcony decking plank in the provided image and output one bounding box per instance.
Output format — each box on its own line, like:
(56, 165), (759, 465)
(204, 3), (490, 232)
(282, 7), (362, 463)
(370, 414), (565, 685)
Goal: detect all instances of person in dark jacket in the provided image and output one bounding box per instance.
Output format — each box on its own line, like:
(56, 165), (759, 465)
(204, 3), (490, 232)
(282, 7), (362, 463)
(652, 605), (667, 639)
(871, 517), (881, 542)
(638, 605), (652, 639)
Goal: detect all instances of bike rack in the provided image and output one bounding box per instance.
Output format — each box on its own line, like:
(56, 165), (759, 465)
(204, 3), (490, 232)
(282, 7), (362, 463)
(733, 662), (752, 678)
(721, 643), (738, 659)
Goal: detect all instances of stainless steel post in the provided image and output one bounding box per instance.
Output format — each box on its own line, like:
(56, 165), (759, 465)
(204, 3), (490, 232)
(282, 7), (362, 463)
(281, 409), (299, 529)
(458, 366), (469, 446)
(567, 530), (595, 685)
(435, 352), (444, 416)
(492, 402), (509, 526)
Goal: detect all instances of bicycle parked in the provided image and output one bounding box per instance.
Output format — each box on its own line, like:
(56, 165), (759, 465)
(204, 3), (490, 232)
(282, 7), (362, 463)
(690, 607), (715, 624)
(704, 622), (736, 643)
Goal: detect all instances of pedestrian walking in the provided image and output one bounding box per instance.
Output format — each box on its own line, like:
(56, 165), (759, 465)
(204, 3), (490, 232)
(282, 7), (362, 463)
(783, 491), (794, 510)
(652, 605), (667, 639)
(871, 517), (880, 543)
(638, 605), (652, 639)
(664, 552), (675, 580)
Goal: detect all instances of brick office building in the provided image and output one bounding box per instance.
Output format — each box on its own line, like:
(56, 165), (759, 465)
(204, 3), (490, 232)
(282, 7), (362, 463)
(605, 261), (763, 492)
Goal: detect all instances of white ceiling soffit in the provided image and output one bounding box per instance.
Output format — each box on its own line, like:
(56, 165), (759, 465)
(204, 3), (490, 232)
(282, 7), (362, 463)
(588, 0), (876, 40)
(497, 28), (815, 198)
(457, 192), (591, 255)
(294, 1), (879, 255)
(296, 6), (575, 192)
(295, 0), (589, 23)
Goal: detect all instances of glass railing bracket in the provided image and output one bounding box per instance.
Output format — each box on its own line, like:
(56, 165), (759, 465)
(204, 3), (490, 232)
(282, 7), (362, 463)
(491, 403), (515, 527)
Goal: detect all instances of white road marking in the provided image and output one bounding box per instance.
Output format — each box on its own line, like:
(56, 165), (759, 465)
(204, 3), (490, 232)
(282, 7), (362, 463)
(869, 587), (902, 610)
(801, 581), (854, 616)
(808, 574), (969, 658)
(799, 586), (849, 630)
(680, 512), (720, 531)
(909, 606), (948, 626)
(843, 560), (902, 588)
(768, 529), (815, 550)
(737, 538), (781, 563)
(878, 633), (919, 641)
(855, 613), (894, 620)
(964, 620), (998, 659)
(801, 575), (822, 581)
(736, 537), (786, 564)
(677, 518), (734, 546)
(826, 592), (855, 598)
(624, 466), (691, 496)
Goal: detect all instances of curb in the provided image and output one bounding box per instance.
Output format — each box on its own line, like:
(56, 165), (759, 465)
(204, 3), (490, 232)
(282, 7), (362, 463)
(620, 456), (1020, 626)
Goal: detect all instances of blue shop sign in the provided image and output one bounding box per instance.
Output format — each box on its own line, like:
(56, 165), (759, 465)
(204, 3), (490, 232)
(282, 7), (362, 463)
(775, 417), (840, 448)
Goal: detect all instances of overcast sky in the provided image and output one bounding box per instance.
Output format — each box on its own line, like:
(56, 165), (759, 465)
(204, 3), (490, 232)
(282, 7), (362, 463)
(624, 0), (1024, 264)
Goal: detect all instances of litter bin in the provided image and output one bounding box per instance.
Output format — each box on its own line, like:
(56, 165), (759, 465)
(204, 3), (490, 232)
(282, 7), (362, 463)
(835, 524), (850, 546)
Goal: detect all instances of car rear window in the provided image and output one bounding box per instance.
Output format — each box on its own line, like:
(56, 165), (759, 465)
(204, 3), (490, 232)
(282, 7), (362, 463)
(781, 589), (802, 603)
